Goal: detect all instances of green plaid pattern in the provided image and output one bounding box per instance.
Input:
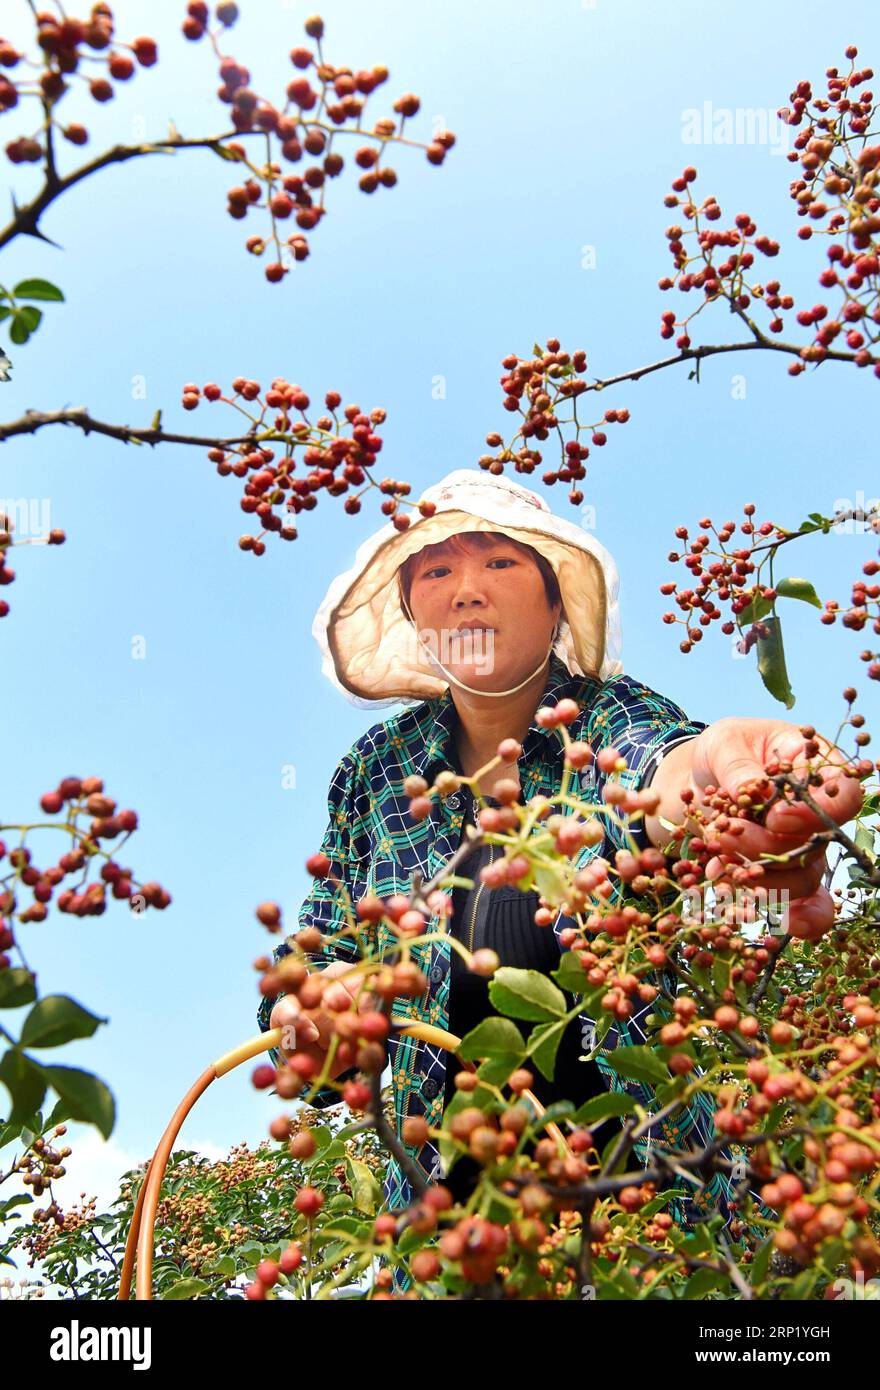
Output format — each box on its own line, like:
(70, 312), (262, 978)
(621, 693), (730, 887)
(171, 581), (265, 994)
(258, 654), (766, 1238)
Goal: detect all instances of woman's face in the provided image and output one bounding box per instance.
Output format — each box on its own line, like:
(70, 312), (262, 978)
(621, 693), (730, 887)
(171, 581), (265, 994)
(404, 532), (561, 692)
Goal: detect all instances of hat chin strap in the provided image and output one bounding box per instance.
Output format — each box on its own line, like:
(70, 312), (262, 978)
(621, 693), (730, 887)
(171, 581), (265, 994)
(399, 593), (554, 698)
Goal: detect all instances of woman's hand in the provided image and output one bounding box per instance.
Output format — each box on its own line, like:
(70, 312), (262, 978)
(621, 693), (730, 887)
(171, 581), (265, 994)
(269, 959), (360, 1079)
(647, 717), (864, 941)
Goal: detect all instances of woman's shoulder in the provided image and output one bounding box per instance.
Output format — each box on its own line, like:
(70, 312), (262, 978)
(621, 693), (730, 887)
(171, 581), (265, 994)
(576, 669), (700, 737)
(335, 698), (438, 781)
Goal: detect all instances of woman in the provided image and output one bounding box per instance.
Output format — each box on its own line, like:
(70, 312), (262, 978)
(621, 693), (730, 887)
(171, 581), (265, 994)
(258, 467), (860, 1220)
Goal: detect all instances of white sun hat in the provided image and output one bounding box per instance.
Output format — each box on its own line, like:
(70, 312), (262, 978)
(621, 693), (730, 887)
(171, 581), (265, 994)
(312, 467), (624, 710)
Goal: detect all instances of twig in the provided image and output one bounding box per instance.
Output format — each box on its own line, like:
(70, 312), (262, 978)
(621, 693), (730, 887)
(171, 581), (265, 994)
(0, 405), (260, 450)
(0, 133), (248, 251)
(366, 1063), (428, 1199)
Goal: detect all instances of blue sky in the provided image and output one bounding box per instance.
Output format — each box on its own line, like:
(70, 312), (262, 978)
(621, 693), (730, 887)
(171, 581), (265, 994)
(1, 0), (877, 1234)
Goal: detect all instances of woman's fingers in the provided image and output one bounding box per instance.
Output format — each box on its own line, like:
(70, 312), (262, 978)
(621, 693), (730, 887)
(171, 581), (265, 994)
(708, 818), (827, 866)
(783, 884), (835, 942)
(269, 995), (320, 1052)
(705, 849), (826, 903)
(268, 962), (361, 1060)
(324, 978), (357, 1011)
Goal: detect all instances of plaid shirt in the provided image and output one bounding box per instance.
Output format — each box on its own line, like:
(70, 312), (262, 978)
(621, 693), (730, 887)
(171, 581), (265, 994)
(258, 653), (758, 1230)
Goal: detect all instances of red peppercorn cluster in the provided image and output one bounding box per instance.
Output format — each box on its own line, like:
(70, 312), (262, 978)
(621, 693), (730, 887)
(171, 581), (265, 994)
(778, 50), (879, 376)
(658, 50), (879, 378)
(0, 776), (169, 952)
(659, 167), (793, 352)
(661, 503), (880, 683)
(0, 511), (66, 620)
(183, 9), (454, 280)
(181, 374), (437, 549)
(1, 4), (158, 163)
(477, 338), (630, 507)
(819, 556), (880, 676)
(660, 503), (786, 654)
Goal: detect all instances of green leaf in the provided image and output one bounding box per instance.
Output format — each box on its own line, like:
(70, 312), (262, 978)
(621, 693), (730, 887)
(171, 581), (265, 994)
(0, 1121), (22, 1151)
(573, 1091), (636, 1125)
(398, 1225), (428, 1256)
(756, 615), (795, 709)
(457, 1017), (526, 1061)
(12, 278), (64, 302)
(711, 956), (730, 999)
(782, 1268), (818, 1300)
(9, 305), (43, 346)
(858, 791), (880, 819)
(533, 1099), (575, 1128)
(682, 1224), (716, 1256)
(319, 1216), (370, 1240)
(476, 1051), (524, 1087)
(598, 1267), (641, 1298)
(162, 1277), (210, 1300)
(685, 1266), (730, 1299)
(317, 1139), (346, 1164)
(40, 1065), (114, 1139)
(639, 1190), (679, 1219)
(604, 1045), (669, 1086)
(307, 1124), (333, 1151)
(776, 576), (821, 609)
(0, 1192), (31, 1217)
(737, 593), (774, 626)
(749, 1236), (774, 1288)
(20, 995), (105, 1049)
(0, 969), (37, 1009)
(528, 1018), (567, 1082)
(235, 1240), (263, 1265)
(488, 967), (567, 1022)
(532, 863), (568, 906)
(44, 1098), (72, 1129)
(653, 1077), (690, 1107)
(9, 310), (36, 345)
(0, 1050), (46, 1125)
(0, 307), (10, 322)
(552, 952), (588, 992)
(346, 1157), (381, 1215)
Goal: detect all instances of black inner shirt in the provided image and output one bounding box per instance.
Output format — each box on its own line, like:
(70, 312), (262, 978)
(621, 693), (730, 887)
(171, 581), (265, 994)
(442, 748), (611, 1135)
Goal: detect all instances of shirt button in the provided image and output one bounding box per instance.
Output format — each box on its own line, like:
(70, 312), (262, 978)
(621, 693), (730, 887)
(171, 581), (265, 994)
(429, 964), (445, 985)
(421, 1076), (440, 1100)
(447, 794), (460, 809)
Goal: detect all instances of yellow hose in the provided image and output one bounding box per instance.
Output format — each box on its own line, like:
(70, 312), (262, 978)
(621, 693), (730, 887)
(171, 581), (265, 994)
(118, 1017), (566, 1300)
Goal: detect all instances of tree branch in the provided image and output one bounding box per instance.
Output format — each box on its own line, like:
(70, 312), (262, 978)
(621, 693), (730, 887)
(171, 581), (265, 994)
(0, 406), (259, 450)
(0, 133), (249, 251)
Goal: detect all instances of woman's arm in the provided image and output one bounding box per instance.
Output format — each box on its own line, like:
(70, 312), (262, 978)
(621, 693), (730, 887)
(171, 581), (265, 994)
(584, 673), (707, 857)
(256, 750), (373, 1102)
